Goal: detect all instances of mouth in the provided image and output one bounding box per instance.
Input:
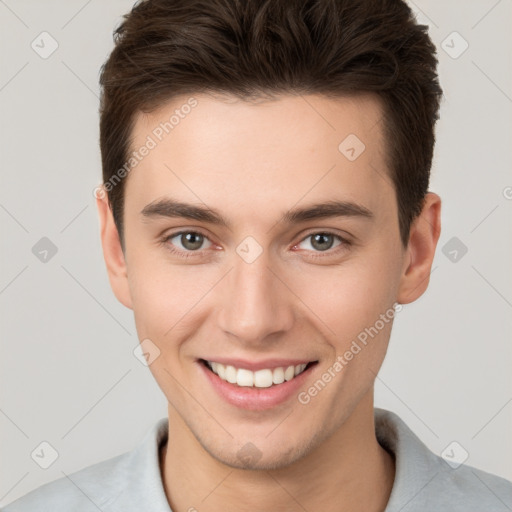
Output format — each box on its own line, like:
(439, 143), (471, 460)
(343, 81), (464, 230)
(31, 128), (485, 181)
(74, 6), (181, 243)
(199, 358), (318, 388)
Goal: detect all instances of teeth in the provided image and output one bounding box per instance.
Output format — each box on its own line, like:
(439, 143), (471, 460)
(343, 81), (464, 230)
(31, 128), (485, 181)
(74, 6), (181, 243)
(216, 362), (226, 380)
(254, 369), (273, 388)
(295, 364), (307, 376)
(225, 365), (237, 384)
(272, 366), (285, 384)
(206, 361), (310, 388)
(237, 368), (254, 387)
(284, 365), (295, 381)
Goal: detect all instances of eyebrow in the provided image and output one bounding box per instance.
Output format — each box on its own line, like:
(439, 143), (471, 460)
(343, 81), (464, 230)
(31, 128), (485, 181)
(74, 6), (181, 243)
(140, 197), (374, 229)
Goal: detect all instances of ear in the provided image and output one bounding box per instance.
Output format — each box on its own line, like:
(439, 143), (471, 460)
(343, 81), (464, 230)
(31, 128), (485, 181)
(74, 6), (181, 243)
(397, 192), (441, 304)
(96, 188), (133, 309)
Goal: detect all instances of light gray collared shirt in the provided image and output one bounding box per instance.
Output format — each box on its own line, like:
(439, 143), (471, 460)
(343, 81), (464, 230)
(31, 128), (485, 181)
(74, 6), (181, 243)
(3, 408), (512, 511)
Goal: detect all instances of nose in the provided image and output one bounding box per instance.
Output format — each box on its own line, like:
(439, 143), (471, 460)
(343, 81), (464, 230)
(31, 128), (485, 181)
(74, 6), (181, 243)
(216, 252), (294, 345)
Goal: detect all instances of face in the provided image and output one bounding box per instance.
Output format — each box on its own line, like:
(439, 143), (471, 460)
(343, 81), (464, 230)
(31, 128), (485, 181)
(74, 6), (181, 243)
(99, 92), (437, 470)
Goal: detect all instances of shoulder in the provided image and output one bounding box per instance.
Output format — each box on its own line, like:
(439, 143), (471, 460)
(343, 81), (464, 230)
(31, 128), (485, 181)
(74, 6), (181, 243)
(427, 460), (512, 510)
(1, 417), (170, 512)
(375, 408), (512, 512)
(1, 451), (129, 512)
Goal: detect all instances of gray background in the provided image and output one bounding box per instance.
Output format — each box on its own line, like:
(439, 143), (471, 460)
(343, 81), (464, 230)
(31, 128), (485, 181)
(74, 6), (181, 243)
(1, 0), (511, 506)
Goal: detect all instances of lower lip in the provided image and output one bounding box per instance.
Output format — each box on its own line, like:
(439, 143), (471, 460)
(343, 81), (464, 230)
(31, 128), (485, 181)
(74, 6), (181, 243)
(197, 360), (317, 411)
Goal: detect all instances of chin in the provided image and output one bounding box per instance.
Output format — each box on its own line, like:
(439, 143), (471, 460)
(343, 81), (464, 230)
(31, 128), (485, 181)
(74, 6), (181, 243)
(202, 429), (323, 472)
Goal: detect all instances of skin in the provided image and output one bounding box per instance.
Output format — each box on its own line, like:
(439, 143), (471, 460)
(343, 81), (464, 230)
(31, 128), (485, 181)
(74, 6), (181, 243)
(97, 92), (441, 512)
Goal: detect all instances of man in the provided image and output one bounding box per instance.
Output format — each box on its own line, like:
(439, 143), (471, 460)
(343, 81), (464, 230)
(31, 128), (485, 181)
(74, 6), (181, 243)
(4, 0), (511, 511)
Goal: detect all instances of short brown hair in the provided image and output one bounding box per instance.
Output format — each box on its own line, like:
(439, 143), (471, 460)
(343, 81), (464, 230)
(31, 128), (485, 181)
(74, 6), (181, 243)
(99, 0), (442, 247)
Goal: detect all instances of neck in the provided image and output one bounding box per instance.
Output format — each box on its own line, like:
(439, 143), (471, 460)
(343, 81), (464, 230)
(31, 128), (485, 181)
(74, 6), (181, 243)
(160, 392), (395, 512)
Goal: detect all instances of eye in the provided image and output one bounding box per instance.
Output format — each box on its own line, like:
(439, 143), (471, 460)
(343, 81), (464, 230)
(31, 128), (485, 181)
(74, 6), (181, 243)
(161, 229), (351, 260)
(295, 232), (347, 253)
(165, 231), (213, 252)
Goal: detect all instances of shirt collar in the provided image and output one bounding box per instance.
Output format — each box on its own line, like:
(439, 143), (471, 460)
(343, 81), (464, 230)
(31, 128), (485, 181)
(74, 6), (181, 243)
(108, 408), (438, 511)
(375, 407), (441, 511)
(107, 417), (171, 511)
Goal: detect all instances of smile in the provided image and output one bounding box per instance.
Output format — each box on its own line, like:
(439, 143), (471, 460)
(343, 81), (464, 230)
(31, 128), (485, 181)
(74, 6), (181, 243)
(201, 359), (317, 388)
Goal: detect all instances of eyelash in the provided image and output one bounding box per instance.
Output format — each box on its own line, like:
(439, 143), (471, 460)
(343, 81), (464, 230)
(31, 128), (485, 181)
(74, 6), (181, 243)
(160, 229), (352, 260)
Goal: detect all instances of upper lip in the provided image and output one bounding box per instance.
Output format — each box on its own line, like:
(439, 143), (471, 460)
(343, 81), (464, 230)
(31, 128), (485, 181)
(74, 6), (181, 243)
(199, 357), (317, 372)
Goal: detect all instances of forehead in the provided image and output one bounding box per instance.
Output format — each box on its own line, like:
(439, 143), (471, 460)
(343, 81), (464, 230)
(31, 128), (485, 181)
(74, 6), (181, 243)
(125, 93), (393, 223)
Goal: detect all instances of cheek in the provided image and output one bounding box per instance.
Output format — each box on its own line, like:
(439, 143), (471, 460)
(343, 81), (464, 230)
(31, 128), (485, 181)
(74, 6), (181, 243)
(126, 234), (403, 349)
(291, 247), (402, 365)
(300, 259), (398, 322)
(127, 253), (219, 339)
(293, 256), (402, 417)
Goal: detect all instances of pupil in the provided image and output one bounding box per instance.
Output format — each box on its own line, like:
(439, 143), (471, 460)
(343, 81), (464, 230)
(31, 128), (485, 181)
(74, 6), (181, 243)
(182, 232), (203, 250)
(312, 233), (333, 251)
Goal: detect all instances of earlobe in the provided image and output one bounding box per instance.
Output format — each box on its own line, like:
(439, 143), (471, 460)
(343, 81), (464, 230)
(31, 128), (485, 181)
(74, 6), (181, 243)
(397, 192), (441, 304)
(96, 190), (133, 309)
